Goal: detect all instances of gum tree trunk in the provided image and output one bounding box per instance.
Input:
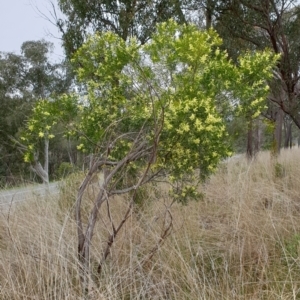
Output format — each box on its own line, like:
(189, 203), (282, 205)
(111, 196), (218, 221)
(30, 137), (49, 184)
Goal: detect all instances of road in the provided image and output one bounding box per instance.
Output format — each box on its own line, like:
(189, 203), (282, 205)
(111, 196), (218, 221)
(0, 182), (59, 209)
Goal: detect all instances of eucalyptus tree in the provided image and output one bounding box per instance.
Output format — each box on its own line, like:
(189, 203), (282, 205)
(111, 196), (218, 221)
(55, 0), (189, 57)
(0, 51), (34, 185)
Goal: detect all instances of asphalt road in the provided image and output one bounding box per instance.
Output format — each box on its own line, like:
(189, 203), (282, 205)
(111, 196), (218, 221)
(0, 182), (59, 209)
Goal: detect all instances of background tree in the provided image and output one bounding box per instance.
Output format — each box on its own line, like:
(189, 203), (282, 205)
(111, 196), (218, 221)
(20, 95), (77, 184)
(55, 0), (188, 57)
(0, 51), (33, 186)
(209, 0), (300, 153)
(0, 40), (73, 185)
(20, 40), (73, 99)
(183, 0), (300, 154)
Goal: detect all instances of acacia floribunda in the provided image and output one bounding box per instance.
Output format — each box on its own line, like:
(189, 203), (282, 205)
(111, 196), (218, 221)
(56, 0), (188, 58)
(21, 21), (278, 288)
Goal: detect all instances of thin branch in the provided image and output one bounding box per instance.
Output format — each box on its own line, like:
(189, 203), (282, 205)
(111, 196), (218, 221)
(97, 199), (134, 275)
(106, 197), (116, 234)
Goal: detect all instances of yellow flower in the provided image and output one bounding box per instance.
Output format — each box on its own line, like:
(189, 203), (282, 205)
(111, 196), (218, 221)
(169, 175), (175, 182)
(180, 123), (190, 132)
(24, 153), (31, 163)
(195, 119), (203, 131)
(38, 132), (44, 138)
(189, 114), (195, 121)
(193, 138), (200, 145)
(165, 120), (173, 130)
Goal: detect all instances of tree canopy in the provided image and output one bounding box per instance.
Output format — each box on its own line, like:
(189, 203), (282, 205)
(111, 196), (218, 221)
(210, 0), (300, 148)
(36, 20), (278, 193)
(56, 0), (188, 57)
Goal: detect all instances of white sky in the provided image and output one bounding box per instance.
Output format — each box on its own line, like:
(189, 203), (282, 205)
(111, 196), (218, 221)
(0, 0), (64, 60)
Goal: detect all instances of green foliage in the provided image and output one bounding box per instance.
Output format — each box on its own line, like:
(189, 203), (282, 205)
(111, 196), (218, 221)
(260, 119), (276, 151)
(234, 50), (280, 119)
(57, 0), (188, 57)
(58, 171), (85, 212)
(21, 95), (78, 163)
(274, 162), (285, 179)
(0, 40), (74, 184)
(71, 21), (277, 187)
(72, 23), (227, 181)
(0, 40), (72, 100)
(213, 0), (300, 131)
(283, 234), (300, 261)
(57, 162), (76, 179)
(21, 40), (52, 65)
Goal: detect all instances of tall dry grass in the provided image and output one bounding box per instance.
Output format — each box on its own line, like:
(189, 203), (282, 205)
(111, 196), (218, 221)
(1, 148), (300, 299)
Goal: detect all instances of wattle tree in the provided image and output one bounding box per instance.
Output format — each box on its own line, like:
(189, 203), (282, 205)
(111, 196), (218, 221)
(22, 20), (278, 292)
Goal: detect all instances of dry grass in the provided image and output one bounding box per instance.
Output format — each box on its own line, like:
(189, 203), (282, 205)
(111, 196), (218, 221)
(1, 148), (300, 299)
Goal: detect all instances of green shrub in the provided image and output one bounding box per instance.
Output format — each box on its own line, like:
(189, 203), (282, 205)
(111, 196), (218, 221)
(274, 162), (285, 178)
(58, 171), (84, 212)
(57, 162), (76, 179)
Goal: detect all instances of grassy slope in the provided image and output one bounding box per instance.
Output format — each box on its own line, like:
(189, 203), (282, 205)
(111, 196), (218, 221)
(1, 148), (300, 299)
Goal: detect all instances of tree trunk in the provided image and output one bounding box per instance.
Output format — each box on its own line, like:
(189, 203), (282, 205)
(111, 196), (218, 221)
(254, 118), (261, 155)
(284, 117), (293, 148)
(30, 161), (49, 184)
(44, 137), (49, 180)
(247, 118), (253, 159)
(206, 0), (213, 29)
(274, 109), (283, 154)
(30, 138), (49, 185)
